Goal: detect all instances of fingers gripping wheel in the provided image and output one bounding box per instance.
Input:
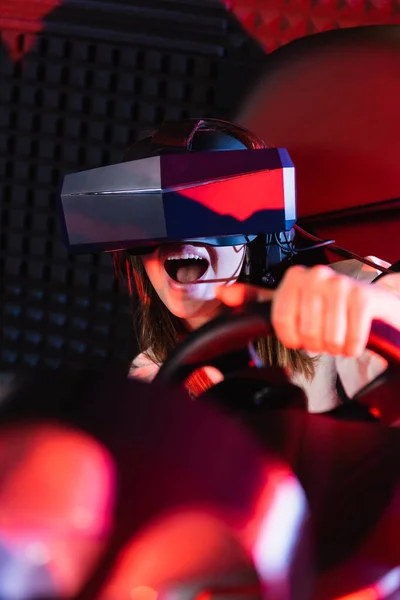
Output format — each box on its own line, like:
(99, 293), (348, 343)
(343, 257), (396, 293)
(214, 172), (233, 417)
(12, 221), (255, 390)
(155, 302), (400, 424)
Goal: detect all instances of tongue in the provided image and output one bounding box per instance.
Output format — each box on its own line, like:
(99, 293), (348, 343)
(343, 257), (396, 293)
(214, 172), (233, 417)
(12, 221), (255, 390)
(165, 258), (208, 283)
(176, 263), (205, 283)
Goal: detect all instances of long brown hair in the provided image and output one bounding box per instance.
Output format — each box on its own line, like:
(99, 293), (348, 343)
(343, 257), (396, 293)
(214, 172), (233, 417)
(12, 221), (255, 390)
(114, 241), (317, 397)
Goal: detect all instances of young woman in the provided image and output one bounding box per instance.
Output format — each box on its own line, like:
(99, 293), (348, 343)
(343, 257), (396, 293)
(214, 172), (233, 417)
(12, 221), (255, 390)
(115, 119), (400, 413)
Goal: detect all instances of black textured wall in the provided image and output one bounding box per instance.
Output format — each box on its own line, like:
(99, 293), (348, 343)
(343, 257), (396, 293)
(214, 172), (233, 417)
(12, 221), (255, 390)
(0, 0), (265, 371)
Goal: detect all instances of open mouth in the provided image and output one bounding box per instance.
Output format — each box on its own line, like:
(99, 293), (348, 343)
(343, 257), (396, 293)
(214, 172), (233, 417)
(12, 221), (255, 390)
(164, 254), (210, 284)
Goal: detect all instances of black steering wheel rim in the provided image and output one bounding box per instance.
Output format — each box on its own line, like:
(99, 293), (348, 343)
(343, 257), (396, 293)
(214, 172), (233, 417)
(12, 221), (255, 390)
(154, 300), (400, 420)
(155, 302), (273, 385)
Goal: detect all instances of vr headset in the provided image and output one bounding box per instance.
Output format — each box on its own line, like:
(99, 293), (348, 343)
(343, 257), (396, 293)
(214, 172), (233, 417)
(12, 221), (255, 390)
(59, 119), (297, 254)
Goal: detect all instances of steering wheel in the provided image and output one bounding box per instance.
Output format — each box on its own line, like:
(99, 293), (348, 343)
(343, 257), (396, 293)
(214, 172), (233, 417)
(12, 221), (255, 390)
(155, 300), (400, 424)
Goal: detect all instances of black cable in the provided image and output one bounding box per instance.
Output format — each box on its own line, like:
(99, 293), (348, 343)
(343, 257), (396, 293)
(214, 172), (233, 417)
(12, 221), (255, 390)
(372, 259), (400, 283)
(293, 224), (394, 275)
(296, 240), (336, 252)
(273, 231), (335, 256)
(272, 231), (334, 254)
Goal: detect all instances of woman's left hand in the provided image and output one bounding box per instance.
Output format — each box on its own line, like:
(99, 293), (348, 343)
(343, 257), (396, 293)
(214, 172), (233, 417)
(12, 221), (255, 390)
(215, 265), (400, 358)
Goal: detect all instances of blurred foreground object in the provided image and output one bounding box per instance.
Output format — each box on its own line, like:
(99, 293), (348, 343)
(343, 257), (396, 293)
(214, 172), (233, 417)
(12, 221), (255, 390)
(0, 423), (116, 599)
(1, 367), (399, 599)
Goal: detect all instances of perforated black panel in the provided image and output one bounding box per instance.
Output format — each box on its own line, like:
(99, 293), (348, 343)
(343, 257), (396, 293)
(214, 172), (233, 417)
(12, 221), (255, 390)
(0, 0), (264, 370)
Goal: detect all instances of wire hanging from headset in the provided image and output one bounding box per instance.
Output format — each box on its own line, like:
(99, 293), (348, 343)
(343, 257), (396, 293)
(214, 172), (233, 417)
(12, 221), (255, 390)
(293, 225), (394, 275)
(261, 225), (394, 289)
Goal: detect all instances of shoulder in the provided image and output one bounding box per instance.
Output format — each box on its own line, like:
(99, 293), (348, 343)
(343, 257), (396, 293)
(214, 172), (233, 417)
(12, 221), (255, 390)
(128, 349), (160, 383)
(293, 256), (393, 411)
(330, 256), (400, 296)
(329, 255), (391, 284)
(324, 256), (395, 400)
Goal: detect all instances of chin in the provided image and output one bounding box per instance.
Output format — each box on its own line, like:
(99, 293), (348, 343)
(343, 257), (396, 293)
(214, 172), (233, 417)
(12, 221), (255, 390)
(166, 297), (222, 322)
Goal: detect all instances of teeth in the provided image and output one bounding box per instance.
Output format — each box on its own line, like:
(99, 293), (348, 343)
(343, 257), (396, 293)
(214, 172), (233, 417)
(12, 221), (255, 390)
(166, 253), (205, 261)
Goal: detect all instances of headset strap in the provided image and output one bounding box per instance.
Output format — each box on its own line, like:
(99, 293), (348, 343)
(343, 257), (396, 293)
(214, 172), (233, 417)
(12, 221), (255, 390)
(152, 118), (267, 150)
